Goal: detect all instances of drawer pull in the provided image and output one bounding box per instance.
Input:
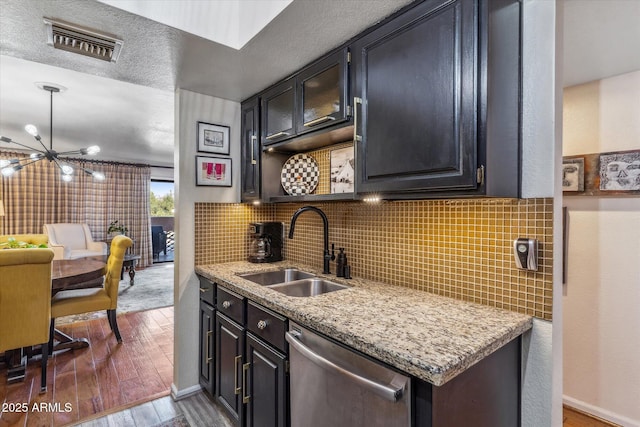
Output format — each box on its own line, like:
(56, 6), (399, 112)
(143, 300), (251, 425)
(234, 355), (242, 395)
(353, 96), (363, 142)
(222, 300), (231, 309)
(242, 362), (251, 403)
(257, 320), (268, 330)
(303, 115), (336, 127)
(251, 135), (257, 165)
(199, 287), (207, 293)
(205, 331), (212, 364)
(265, 131), (289, 140)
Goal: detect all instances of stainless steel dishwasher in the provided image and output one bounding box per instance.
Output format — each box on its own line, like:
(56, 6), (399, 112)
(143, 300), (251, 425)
(285, 322), (411, 427)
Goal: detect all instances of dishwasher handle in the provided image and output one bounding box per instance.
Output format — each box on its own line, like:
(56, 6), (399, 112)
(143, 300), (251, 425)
(285, 331), (404, 402)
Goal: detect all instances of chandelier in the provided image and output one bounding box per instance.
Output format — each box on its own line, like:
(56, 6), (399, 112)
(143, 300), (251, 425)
(0, 83), (105, 182)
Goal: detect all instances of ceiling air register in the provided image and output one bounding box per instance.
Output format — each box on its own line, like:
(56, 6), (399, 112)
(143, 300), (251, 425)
(44, 18), (123, 63)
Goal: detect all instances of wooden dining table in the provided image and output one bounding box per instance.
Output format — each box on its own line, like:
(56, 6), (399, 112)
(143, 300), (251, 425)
(52, 257), (106, 294)
(5, 257), (107, 383)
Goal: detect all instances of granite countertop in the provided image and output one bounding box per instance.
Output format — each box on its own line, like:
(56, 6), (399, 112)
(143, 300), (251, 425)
(195, 261), (532, 386)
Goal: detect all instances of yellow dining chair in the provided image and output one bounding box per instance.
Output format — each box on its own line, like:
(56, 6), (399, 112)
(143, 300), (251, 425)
(49, 235), (133, 347)
(0, 247), (55, 393)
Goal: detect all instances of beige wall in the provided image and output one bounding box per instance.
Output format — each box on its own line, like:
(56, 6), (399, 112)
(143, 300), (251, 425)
(563, 70), (640, 426)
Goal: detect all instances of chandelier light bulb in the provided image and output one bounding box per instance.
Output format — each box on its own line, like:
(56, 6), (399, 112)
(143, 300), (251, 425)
(62, 174), (73, 182)
(86, 145), (100, 155)
(30, 153), (44, 160)
(25, 124), (39, 136)
(92, 171), (106, 181)
(0, 159), (10, 168)
(1, 165), (22, 177)
(61, 164), (74, 175)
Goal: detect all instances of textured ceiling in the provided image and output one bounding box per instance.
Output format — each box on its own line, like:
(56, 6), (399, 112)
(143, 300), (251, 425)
(1, 0), (639, 168)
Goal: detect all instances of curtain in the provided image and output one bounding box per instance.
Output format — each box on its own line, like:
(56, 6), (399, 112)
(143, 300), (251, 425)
(0, 151), (153, 267)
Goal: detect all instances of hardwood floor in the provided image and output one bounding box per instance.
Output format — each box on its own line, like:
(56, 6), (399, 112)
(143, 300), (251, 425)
(0, 307), (174, 427)
(563, 405), (621, 427)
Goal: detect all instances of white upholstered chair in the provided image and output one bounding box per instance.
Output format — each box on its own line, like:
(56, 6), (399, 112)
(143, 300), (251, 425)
(43, 223), (107, 259)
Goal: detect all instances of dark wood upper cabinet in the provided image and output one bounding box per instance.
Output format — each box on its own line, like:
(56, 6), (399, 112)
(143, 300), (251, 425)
(241, 97), (261, 202)
(296, 48), (350, 135)
(352, 0), (521, 197)
(261, 79), (296, 146)
(245, 0), (521, 201)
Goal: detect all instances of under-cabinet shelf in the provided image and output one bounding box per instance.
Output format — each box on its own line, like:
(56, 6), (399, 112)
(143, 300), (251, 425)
(269, 193), (355, 203)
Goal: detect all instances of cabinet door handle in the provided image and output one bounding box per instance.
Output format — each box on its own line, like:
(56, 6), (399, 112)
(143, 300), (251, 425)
(242, 362), (251, 404)
(199, 287), (207, 293)
(222, 300), (231, 309)
(257, 320), (268, 330)
(353, 97), (363, 142)
(250, 135), (257, 165)
(205, 330), (212, 364)
(234, 355), (242, 395)
(265, 131), (290, 140)
(303, 115), (336, 127)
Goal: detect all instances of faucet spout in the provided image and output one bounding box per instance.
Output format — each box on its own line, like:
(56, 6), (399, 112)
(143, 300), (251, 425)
(288, 206), (334, 274)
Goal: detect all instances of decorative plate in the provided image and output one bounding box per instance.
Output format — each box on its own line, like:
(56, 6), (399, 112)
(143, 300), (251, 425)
(281, 153), (319, 195)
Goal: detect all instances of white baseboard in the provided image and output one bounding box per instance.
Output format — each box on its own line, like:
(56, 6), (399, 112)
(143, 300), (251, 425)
(171, 383), (203, 401)
(563, 395), (640, 427)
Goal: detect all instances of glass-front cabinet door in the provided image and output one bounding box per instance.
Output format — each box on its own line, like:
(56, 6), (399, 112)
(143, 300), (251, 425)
(261, 78), (295, 146)
(296, 48), (349, 135)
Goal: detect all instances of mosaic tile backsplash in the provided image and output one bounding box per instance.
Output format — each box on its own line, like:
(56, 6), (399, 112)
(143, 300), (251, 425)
(195, 198), (553, 320)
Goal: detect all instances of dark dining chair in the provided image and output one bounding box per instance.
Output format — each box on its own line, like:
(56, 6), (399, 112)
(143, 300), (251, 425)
(49, 235), (133, 347)
(0, 247), (55, 393)
(151, 225), (167, 257)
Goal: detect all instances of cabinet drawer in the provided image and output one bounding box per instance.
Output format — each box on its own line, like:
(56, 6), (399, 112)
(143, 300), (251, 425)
(247, 301), (287, 353)
(198, 275), (215, 306)
(216, 286), (245, 325)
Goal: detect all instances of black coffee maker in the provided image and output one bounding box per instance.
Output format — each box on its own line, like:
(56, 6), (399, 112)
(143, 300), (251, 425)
(248, 222), (283, 263)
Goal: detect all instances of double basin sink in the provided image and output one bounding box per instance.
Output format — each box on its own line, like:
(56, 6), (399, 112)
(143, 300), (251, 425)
(238, 268), (351, 297)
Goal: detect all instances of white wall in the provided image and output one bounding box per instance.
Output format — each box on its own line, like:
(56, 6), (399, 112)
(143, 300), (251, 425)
(172, 89), (240, 397)
(563, 71), (640, 427)
(521, 1), (562, 426)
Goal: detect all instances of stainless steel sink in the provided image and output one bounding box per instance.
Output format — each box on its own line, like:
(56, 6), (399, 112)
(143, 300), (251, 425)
(238, 268), (315, 286)
(268, 278), (351, 297)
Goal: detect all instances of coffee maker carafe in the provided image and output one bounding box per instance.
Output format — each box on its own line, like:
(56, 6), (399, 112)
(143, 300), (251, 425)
(248, 222), (283, 263)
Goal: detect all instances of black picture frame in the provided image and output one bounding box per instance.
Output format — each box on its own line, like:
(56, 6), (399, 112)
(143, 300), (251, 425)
(195, 155), (232, 187)
(197, 122), (230, 155)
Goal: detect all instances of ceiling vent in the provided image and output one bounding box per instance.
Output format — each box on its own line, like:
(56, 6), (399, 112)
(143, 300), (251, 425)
(43, 18), (123, 63)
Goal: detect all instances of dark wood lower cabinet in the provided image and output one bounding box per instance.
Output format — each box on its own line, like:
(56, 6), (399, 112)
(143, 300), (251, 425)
(414, 337), (521, 427)
(245, 333), (288, 427)
(199, 300), (215, 395)
(216, 312), (245, 425)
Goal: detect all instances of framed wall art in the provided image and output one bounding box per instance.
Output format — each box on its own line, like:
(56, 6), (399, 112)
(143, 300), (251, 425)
(196, 155), (232, 187)
(197, 122), (230, 155)
(330, 146), (355, 193)
(562, 157), (585, 192)
(599, 150), (640, 191)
